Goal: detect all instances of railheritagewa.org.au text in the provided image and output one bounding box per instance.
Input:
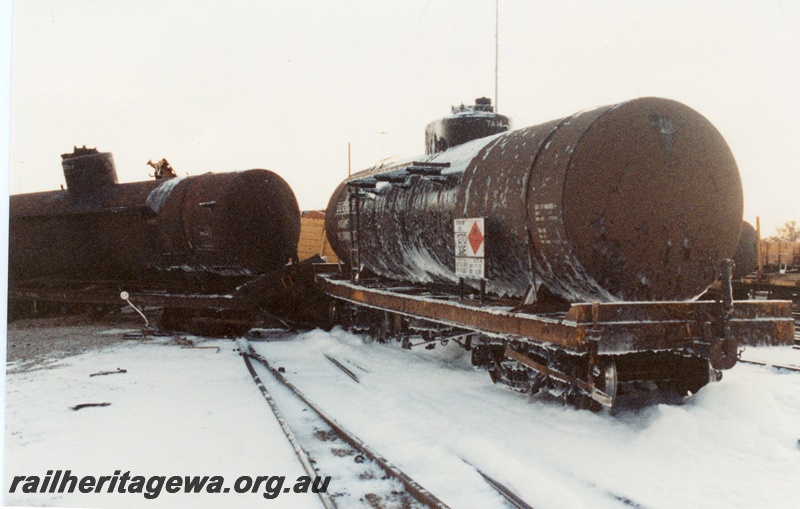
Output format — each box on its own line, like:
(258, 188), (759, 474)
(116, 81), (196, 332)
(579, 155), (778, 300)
(9, 470), (331, 500)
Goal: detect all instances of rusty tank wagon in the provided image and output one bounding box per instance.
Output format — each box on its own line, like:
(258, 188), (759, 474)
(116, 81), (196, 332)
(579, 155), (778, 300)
(8, 147), (317, 334)
(319, 97), (795, 410)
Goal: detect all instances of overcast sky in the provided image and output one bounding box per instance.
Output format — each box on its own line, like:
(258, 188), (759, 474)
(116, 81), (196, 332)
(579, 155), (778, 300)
(5, 0), (799, 235)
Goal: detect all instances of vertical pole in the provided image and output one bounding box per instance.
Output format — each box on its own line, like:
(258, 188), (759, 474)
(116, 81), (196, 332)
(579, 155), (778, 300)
(756, 216), (763, 278)
(494, 0), (499, 112)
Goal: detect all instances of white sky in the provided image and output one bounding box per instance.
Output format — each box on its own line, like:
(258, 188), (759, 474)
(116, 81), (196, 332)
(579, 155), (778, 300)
(5, 0), (800, 235)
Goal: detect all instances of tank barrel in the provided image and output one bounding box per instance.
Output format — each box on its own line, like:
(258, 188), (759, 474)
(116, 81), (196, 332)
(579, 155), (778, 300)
(326, 97), (743, 302)
(10, 149), (300, 287)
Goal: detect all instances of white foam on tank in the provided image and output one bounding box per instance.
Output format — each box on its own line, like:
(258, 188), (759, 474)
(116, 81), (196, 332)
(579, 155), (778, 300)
(433, 131), (507, 175)
(449, 109), (501, 118)
(403, 246), (458, 284)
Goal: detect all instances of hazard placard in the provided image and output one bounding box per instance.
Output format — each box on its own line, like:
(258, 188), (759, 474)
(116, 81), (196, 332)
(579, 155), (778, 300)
(454, 218), (485, 278)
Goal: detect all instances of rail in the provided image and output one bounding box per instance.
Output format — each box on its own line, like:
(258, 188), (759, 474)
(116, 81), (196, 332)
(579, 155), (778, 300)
(242, 344), (451, 509)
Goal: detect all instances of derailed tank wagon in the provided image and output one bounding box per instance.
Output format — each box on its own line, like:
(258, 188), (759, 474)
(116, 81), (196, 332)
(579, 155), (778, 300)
(8, 147), (319, 335)
(320, 97), (795, 409)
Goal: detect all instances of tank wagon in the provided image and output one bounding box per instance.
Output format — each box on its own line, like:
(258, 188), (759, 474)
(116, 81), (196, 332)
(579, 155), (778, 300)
(8, 147), (315, 334)
(319, 97), (795, 409)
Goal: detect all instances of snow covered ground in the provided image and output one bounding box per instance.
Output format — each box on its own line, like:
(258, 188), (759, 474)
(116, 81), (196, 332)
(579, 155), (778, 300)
(4, 324), (800, 509)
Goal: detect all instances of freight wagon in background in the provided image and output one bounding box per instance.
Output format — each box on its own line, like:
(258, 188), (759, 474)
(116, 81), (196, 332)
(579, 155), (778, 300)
(753, 240), (800, 301)
(298, 210), (338, 264)
(760, 240), (800, 270)
(726, 221), (800, 302)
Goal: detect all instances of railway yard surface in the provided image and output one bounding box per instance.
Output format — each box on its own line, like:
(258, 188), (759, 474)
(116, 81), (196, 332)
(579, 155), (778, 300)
(4, 311), (800, 509)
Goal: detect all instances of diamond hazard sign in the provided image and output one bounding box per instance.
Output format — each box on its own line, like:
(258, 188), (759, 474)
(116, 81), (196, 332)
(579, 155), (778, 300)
(468, 221), (484, 255)
(454, 218), (485, 278)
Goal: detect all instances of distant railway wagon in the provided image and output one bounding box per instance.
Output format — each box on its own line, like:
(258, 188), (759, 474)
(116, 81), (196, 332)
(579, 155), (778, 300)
(727, 223), (800, 303)
(298, 211), (338, 264)
(760, 240), (800, 271)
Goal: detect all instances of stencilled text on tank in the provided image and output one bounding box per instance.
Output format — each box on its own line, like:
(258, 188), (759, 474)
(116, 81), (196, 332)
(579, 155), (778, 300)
(534, 203), (559, 221)
(195, 227), (215, 252)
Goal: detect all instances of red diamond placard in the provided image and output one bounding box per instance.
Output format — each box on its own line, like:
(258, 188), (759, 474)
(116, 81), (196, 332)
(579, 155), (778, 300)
(454, 217), (485, 278)
(468, 221), (484, 255)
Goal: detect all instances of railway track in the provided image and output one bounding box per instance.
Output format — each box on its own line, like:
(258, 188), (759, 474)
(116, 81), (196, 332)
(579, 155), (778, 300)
(458, 457), (649, 509)
(464, 465), (534, 509)
(241, 340), (451, 509)
(725, 310), (800, 372)
(241, 333), (659, 509)
(738, 359), (800, 373)
(240, 340), (571, 509)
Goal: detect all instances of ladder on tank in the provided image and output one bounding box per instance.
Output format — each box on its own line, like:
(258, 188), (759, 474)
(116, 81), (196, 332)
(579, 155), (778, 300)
(347, 188), (362, 282)
(342, 162), (450, 283)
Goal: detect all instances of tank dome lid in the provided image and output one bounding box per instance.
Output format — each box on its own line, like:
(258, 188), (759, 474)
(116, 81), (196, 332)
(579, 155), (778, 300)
(61, 145), (118, 193)
(425, 97), (510, 154)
